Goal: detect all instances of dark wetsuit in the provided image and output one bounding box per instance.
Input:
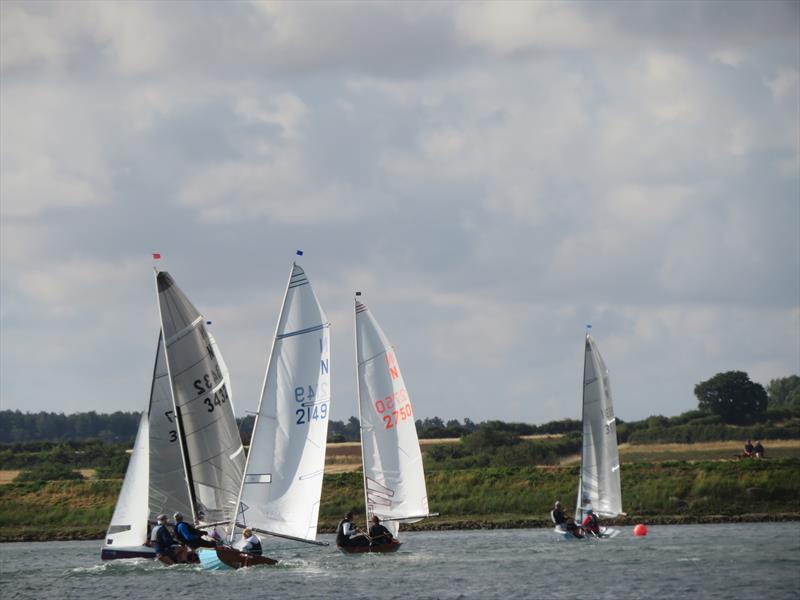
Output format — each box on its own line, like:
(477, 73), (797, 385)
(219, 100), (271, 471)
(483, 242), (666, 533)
(369, 523), (393, 546)
(551, 508), (567, 526)
(754, 442), (764, 458)
(336, 519), (369, 547)
(152, 524), (178, 558)
(175, 521), (215, 549)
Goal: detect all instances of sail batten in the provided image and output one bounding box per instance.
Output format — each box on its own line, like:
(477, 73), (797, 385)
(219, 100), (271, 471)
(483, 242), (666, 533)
(355, 298), (429, 538)
(233, 263), (330, 543)
(576, 334), (622, 522)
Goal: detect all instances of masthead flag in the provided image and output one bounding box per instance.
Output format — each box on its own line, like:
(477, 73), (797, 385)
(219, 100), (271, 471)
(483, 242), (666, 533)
(152, 253), (161, 260)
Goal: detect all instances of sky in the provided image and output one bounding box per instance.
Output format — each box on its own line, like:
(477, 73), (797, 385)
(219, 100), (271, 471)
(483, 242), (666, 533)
(1, 0), (798, 425)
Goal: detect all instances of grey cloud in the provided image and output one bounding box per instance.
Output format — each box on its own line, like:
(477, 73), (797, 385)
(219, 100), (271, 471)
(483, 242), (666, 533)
(1, 1), (797, 424)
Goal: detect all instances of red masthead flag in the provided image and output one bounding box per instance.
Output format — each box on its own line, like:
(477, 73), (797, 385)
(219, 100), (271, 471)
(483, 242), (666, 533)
(152, 253), (161, 259)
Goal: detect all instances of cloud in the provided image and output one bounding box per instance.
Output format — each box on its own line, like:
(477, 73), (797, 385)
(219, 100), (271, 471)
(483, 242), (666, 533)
(0, 1), (797, 424)
(1, 84), (112, 218)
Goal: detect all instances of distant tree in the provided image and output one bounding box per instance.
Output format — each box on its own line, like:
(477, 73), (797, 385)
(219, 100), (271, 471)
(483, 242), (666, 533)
(767, 375), (800, 409)
(694, 371), (768, 425)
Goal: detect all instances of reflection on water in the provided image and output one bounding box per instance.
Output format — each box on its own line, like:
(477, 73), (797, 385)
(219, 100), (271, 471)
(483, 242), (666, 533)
(1, 524), (798, 600)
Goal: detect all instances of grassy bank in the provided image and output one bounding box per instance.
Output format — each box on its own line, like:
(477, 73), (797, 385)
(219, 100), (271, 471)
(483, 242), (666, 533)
(2, 458), (798, 541)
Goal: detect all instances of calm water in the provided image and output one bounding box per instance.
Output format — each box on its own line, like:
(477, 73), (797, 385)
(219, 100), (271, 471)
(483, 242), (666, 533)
(1, 524), (798, 599)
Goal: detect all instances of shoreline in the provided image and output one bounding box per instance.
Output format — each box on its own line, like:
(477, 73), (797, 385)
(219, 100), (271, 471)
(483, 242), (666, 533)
(3, 513), (798, 543)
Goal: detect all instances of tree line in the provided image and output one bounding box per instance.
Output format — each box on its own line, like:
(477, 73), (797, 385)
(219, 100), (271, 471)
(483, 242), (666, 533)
(1, 372), (797, 445)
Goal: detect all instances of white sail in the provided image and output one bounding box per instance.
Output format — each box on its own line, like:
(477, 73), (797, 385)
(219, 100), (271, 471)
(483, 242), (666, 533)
(233, 263), (331, 542)
(147, 330), (193, 521)
(355, 298), (429, 538)
(576, 334), (622, 521)
(103, 412), (150, 550)
(156, 271), (246, 526)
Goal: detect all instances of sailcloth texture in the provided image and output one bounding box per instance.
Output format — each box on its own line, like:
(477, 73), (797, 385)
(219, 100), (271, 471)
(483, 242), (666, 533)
(104, 412), (150, 548)
(577, 334), (622, 519)
(156, 271), (245, 525)
(148, 331), (193, 521)
(235, 264), (331, 541)
(356, 299), (428, 536)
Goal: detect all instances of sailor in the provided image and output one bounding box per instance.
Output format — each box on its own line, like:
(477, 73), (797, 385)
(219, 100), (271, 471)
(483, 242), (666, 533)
(173, 512), (216, 549)
(582, 509), (602, 537)
(551, 501), (583, 538)
(336, 512), (369, 547)
(150, 514), (188, 565)
(238, 528), (263, 556)
(550, 501), (568, 528)
(368, 515), (394, 547)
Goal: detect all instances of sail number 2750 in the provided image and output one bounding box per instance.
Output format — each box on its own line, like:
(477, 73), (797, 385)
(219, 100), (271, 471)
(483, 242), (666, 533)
(374, 389), (412, 430)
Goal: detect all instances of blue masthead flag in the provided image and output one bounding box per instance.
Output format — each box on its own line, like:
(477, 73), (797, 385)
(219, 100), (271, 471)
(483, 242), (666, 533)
(586, 324), (592, 329)
(206, 321), (212, 326)
(296, 249), (304, 256)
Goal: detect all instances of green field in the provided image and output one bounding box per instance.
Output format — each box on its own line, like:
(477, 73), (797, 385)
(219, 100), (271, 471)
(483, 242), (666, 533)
(2, 458), (798, 541)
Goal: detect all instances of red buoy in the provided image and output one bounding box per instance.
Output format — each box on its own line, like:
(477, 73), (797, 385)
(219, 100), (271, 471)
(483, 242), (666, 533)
(633, 523), (648, 537)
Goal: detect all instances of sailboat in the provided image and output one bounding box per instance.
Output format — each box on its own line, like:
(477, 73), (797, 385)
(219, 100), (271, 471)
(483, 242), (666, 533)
(338, 294), (436, 553)
(102, 270), (245, 560)
(200, 260), (331, 570)
(556, 333), (622, 539)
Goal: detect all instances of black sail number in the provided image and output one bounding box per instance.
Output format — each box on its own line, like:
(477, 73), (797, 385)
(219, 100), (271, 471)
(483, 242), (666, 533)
(203, 385), (229, 413)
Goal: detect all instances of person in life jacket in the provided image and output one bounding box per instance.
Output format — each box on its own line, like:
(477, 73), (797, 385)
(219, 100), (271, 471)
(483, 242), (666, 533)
(551, 501), (583, 538)
(150, 514), (190, 565)
(173, 512), (216, 549)
(237, 528), (263, 556)
(368, 516), (394, 547)
(336, 512), (369, 547)
(582, 509), (602, 537)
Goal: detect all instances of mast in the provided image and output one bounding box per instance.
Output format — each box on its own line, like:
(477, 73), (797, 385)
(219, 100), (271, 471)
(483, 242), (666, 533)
(153, 269), (198, 522)
(228, 262), (295, 541)
(354, 292), (370, 528)
(576, 331), (589, 525)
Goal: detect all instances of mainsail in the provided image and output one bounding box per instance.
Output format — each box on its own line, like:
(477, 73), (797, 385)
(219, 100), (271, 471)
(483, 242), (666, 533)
(576, 334), (622, 522)
(233, 263), (331, 543)
(103, 412), (150, 549)
(355, 297), (429, 537)
(148, 331), (193, 521)
(156, 271), (246, 526)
